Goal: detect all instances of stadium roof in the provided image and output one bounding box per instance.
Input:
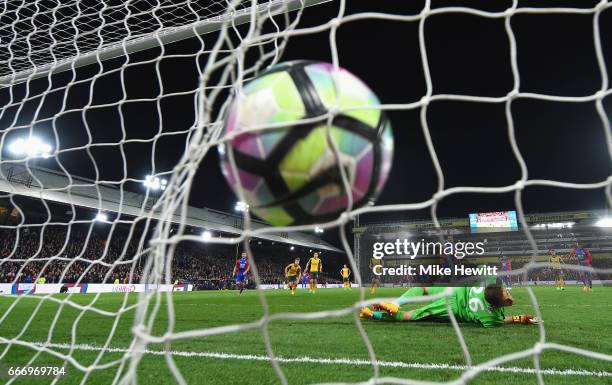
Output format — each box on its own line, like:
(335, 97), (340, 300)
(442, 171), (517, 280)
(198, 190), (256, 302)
(0, 163), (342, 253)
(354, 210), (609, 233)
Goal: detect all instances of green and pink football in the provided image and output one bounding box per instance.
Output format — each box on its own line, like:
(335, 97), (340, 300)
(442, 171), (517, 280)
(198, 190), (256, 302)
(218, 61), (394, 226)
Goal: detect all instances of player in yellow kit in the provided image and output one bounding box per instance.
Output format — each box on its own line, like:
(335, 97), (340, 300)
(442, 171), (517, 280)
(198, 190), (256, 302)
(284, 258), (302, 295)
(369, 257), (383, 295)
(548, 249), (565, 291)
(340, 264), (351, 289)
(304, 252), (322, 293)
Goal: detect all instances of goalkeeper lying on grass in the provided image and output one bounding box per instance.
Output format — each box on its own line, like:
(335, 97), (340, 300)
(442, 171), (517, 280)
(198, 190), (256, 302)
(360, 283), (542, 327)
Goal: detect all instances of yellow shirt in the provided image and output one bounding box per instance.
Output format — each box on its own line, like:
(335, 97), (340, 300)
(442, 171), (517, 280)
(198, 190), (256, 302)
(287, 263), (300, 276)
(549, 255), (563, 269)
(309, 257), (321, 272)
(370, 258), (382, 267)
(341, 267), (350, 278)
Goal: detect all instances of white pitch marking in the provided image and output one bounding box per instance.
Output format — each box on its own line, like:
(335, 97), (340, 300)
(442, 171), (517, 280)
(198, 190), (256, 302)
(25, 342), (612, 378)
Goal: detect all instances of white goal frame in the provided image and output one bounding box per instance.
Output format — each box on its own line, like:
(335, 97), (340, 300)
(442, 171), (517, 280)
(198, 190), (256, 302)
(0, 1), (611, 385)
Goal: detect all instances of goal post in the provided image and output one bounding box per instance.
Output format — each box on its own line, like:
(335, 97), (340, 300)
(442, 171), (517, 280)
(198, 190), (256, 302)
(0, 0), (331, 86)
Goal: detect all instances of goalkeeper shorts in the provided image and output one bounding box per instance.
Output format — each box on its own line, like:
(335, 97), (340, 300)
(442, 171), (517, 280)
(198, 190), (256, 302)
(410, 298), (452, 321)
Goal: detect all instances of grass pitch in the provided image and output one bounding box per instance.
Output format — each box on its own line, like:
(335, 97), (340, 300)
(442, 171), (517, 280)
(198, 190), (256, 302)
(0, 286), (610, 384)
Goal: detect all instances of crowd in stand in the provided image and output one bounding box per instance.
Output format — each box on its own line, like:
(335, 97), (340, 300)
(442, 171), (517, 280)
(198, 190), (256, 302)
(0, 226), (314, 287)
(379, 255), (612, 287)
(0, 226), (142, 284)
(2, 226), (610, 289)
(171, 248), (288, 290)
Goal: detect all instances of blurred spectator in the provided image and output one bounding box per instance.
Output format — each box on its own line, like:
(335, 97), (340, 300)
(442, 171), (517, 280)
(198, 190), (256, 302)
(0, 226), (321, 287)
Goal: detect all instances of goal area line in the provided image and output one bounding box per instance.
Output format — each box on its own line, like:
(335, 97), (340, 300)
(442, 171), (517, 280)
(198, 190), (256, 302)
(20, 341), (612, 378)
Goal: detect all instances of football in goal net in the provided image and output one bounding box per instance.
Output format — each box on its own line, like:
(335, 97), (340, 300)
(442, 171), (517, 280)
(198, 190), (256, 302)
(0, 0), (611, 384)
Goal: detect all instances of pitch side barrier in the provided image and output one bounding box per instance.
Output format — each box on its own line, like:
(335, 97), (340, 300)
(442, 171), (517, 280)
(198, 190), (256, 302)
(378, 280), (612, 288)
(258, 283), (360, 290)
(0, 283), (194, 295)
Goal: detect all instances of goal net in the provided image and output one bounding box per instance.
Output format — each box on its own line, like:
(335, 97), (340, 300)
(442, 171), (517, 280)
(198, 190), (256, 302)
(0, 0), (611, 384)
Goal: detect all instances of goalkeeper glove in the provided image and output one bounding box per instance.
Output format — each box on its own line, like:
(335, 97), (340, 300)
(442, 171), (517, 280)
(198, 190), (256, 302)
(512, 315), (542, 324)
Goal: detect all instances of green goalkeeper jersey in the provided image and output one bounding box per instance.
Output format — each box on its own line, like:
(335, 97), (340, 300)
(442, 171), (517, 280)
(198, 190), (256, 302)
(452, 285), (505, 328)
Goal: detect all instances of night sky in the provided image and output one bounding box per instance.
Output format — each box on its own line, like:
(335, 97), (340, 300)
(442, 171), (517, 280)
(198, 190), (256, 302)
(203, 0), (611, 224)
(1, 0), (611, 241)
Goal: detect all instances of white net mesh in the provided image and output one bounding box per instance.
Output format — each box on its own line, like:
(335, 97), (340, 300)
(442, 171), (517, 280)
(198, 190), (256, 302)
(0, 0), (313, 82)
(0, 0), (611, 384)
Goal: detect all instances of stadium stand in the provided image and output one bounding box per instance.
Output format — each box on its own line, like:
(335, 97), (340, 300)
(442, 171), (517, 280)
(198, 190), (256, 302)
(0, 225), (344, 288)
(354, 210), (612, 286)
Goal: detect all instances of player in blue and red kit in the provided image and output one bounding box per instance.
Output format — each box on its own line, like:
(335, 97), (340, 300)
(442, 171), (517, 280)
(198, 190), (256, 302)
(301, 271), (309, 289)
(571, 242), (593, 292)
(232, 251), (251, 294)
(499, 256), (512, 289)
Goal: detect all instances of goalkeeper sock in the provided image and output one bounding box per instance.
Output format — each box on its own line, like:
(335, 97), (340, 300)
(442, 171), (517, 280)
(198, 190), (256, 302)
(371, 311), (384, 320)
(396, 287), (425, 306)
(394, 311), (407, 321)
